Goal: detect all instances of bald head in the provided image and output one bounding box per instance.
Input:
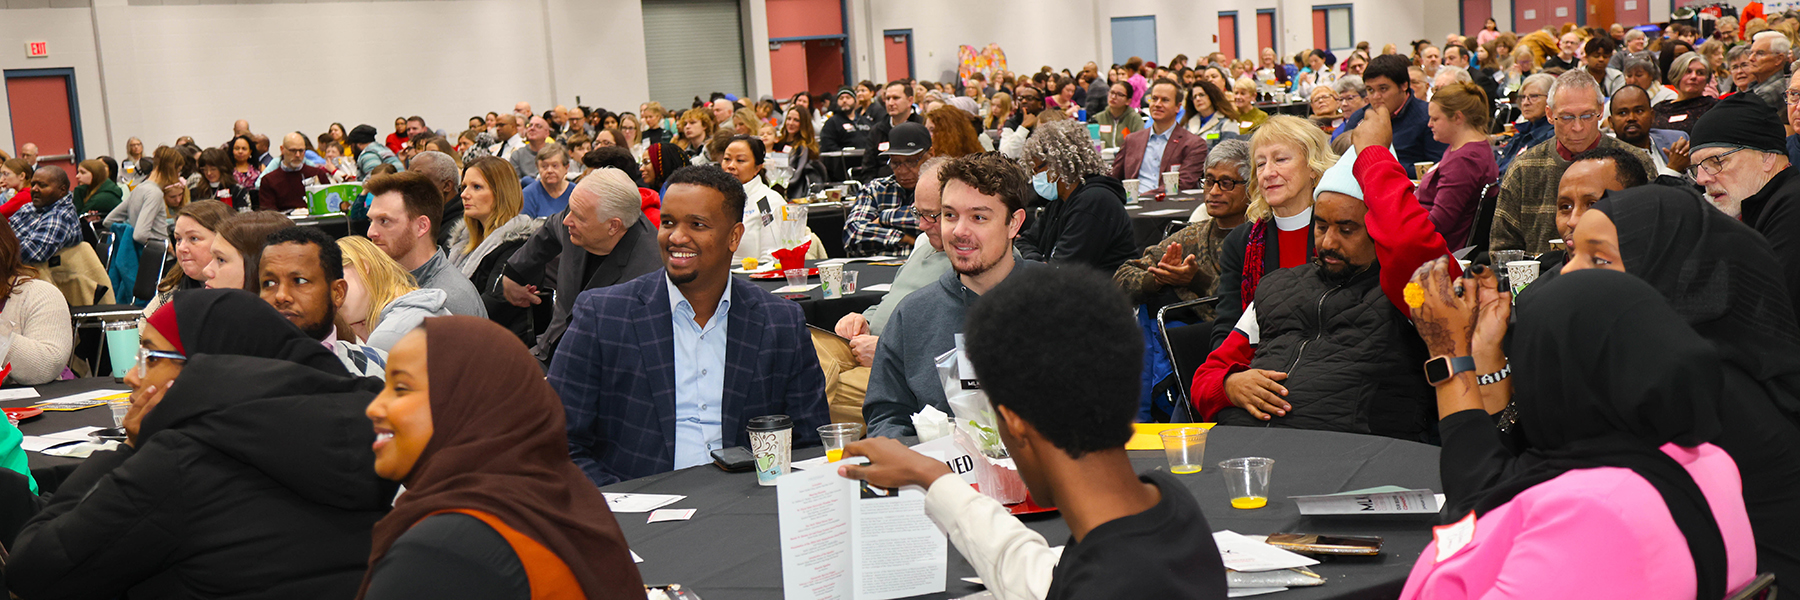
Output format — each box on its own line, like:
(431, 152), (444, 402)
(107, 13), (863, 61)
(31, 166), (69, 206)
(409, 151), (461, 202)
(515, 101), (533, 117)
(233, 120), (250, 136)
(18, 144), (37, 165)
(278, 133), (308, 168)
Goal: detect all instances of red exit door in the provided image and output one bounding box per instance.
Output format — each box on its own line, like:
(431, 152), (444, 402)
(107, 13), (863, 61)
(6, 69), (83, 182)
(884, 30), (913, 81)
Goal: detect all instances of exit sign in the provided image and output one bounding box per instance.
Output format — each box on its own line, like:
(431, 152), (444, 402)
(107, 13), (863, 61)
(25, 41), (47, 58)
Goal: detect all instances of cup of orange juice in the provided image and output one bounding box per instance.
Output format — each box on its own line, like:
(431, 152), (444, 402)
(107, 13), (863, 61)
(819, 423), (864, 462)
(1220, 457), (1275, 509)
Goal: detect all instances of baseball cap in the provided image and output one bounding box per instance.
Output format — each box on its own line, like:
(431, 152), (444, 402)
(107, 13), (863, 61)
(881, 122), (931, 156)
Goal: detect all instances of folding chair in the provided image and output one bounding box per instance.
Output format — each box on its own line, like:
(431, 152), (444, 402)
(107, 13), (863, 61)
(1726, 573), (1777, 600)
(1155, 296), (1221, 423)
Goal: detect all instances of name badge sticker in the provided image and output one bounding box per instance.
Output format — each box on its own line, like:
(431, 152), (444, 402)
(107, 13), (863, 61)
(1433, 511), (1478, 563)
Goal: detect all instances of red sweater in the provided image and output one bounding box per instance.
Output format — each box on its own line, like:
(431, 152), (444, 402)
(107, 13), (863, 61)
(257, 165), (330, 211)
(1190, 146), (1459, 419)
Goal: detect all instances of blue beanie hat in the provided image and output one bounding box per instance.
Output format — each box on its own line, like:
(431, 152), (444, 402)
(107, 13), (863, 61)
(1313, 146), (1363, 202)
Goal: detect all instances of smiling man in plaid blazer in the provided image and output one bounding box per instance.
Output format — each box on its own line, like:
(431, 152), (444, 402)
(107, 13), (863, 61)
(550, 165), (828, 487)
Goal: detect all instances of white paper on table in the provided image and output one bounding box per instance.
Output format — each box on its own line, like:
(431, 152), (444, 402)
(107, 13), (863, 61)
(861, 283), (893, 293)
(34, 388), (129, 409)
(1213, 530), (1320, 572)
(22, 426), (105, 452)
(791, 454), (834, 471)
(602, 492), (686, 513)
(0, 387), (40, 401)
(1290, 485), (1439, 515)
(817, 256), (901, 266)
(1228, 587), (1289, 598)
(632, 550), (644, 564)
(779, 457), (947, 600)
(774, 284), (821, 293)
(648, 508), (696, 523)
(1140, 208), (1191, 216)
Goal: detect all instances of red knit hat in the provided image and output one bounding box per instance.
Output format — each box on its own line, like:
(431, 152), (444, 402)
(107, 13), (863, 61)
(145, 301), (183, 355)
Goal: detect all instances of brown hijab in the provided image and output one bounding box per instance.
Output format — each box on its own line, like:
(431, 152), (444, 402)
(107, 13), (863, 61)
(360, 316), (643, 599)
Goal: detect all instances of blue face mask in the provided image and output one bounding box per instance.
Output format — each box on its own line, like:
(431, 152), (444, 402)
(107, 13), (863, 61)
(1032, 170), (1059, 200)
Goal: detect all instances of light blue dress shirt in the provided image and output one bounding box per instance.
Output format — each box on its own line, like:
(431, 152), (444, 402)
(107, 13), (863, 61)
(1136, 120), (1177, 194)
(667, 275), (731, 470)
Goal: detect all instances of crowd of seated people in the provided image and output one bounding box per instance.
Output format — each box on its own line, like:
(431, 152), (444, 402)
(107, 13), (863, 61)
(0, 14), (1797, 597)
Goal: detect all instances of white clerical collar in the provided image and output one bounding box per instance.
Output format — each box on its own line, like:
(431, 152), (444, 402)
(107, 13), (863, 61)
(1273, 206), (1313, 232)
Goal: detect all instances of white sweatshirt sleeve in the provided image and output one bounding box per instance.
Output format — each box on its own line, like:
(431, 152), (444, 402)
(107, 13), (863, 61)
(2, 280), (72, 385)
(922, 474), (1063, 600)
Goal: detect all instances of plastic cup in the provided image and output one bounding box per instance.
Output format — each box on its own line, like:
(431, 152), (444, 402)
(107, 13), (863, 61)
(818, 423), (863, 462)
(1506, 260), (1541, 295)
(110, 399), (132, 428)
(103, 320), (140, 379)
(819, 264), (844, 299)
(783, 268), (807, 290)
(1160, 427), (1208, 474)
(1220, 457), (1275, 509)
(841, 271), (858, 295)
(1491, 250), (1525, 268)
(747, 415), (794, 486)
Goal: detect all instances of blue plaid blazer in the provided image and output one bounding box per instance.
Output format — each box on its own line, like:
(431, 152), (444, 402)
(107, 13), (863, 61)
(550, 269), (828, 486)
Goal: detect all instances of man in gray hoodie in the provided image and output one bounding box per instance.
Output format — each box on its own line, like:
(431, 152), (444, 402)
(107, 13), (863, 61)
(863, 153), (1043, 439)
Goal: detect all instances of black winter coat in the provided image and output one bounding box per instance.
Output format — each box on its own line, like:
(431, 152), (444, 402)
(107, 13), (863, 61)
(1015, 174), (1138, 272)
(1213, 262), (1436, 440)
(7, 356), (397, 600)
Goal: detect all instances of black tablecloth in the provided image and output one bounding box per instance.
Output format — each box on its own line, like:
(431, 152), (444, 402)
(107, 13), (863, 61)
(747, 260), (901, 329)
(6, 378), (128, 493)
(605, 426), (1441, 600)
(1126, 196), (1204, 248)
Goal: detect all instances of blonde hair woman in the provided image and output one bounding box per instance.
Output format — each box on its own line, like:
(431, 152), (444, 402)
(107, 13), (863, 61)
(1214, 115), (1337, 330)
(338, 235), (449, 351)
(106, 145), (189, 245)
(450, 156), (539, 343)
(986, 92), (1014, 130)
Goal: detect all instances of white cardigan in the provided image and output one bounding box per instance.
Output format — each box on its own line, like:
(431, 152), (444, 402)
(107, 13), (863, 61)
(1, 279), (71, 385)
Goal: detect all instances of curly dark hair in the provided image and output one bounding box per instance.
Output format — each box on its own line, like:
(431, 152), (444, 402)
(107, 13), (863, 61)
(964, 266), (1140, 458)
(939, 152), (1030, 219)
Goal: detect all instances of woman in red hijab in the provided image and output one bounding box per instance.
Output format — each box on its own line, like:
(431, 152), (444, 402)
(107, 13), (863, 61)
(359, 316), (643, 599)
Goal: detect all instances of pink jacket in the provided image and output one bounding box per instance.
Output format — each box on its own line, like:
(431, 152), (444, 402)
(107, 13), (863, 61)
(1401, 443), (1757, 600)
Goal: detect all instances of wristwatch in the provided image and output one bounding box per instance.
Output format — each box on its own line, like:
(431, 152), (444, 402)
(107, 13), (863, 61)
(1478, 363), (1511, 386)
(1423, 355), (1477, 387)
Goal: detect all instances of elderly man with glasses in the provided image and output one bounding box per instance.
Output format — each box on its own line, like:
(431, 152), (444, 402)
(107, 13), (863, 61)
(1489, 70), (1656, 256)
(1748, 31), (1794, 107)
(1689, 91), (1800, 324)
(1114, 139), (1251, 317)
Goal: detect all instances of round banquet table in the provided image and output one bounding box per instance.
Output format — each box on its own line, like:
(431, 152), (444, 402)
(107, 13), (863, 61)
(747, 259), (902, 329)
(1126, 193), (1206, 248)
(604, 426), (1442, 600)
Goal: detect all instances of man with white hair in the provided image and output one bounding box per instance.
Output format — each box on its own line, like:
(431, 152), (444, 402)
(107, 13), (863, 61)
(1490, 70), (1656, 255)
(500, 167), (662, 364)
(509, 115), (552, 179)
(1748, 31), (1792, 107)
(710, 98), (736, 130)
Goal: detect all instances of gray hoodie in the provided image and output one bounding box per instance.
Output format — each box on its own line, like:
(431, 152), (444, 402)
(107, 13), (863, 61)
(366, 288), (452, 352)
(862, 258), (1044, 438)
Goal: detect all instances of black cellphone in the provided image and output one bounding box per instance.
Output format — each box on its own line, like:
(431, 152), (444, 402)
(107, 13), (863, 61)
(711, 446), (756, 472)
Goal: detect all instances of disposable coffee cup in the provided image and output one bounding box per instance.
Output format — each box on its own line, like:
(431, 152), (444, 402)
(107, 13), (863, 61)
(1506, 260), (1541, 296)
(1162, 171), (1179, 196)
(819, 264), (845, 299)
(747, 415), (794, 486)
(1413, 162), (1436, 177)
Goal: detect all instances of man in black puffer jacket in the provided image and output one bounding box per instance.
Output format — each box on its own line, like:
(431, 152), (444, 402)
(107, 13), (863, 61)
(1190, 114), (1456, 441)
(1014, 121), (1139, 272)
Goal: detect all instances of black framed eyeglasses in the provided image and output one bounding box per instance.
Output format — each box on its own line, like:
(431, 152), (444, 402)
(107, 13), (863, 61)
(1202, 177), (1245, 191)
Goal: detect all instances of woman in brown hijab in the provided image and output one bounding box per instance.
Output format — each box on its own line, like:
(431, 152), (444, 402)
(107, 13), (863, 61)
(359, 316), (643, 599)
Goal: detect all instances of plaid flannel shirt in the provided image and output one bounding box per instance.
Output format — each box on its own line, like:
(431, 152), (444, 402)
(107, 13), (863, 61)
(10, 194), (80, 265)
(843, 176), (921, 257)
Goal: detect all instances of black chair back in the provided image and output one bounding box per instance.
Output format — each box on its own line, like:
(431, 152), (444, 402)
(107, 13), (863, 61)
(1155, 296), (1221, 422)
(133, 240), (171, 303)
(1723, 573), (1776, 600)
(1462, 181), (1502, 257)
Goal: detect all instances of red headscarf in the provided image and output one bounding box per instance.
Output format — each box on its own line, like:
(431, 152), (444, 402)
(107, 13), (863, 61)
(358, 316), (642, 599)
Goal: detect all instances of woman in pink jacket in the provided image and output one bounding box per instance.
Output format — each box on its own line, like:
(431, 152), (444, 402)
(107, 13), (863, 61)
(1403, 266), (1757, 600)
